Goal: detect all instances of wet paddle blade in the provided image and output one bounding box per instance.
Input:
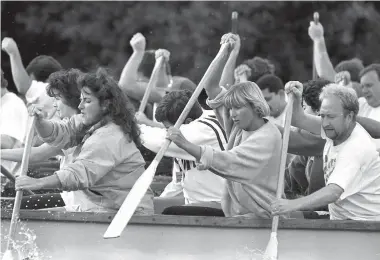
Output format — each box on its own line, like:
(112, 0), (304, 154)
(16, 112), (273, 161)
(103, 160), (159, 239)
(263, 232), (278, 260)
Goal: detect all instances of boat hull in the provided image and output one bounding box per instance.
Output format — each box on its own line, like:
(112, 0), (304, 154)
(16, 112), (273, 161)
(1, 210), (380, 260)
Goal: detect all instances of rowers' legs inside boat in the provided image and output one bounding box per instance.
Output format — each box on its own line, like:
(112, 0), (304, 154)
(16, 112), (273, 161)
(2, 193), (64, 210)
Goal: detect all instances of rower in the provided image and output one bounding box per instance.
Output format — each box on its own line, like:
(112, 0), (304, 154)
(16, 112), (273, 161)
(272, 82), (380, 220)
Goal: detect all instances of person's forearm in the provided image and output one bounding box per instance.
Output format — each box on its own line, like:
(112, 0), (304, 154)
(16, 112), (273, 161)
(357, 116), (380, 139)
(1, 144), (59, 163)
(314, 38), (336, 82)
(35, 118), (55, 139)
(2, 148), (27, 162)
(177, 140), (202, 161)
(204, 46), (231, 100)
(119, 51), (164, 103)
(291, 102), (322, 135)
(40, 174), (62, 190)
(9, 51), (32, 95)
(119, 50), (144, 88)
(219, 51), (238, 89)
(277, 127), (325, 156)
(293, 184), (342, 211)
(1, 135), (16, 149)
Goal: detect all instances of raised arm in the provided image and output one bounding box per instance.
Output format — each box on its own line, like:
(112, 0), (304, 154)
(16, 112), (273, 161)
(204, 34), (234, 100)
(118, 33), (163, 103)
(285, 81), (322, 135)
(308, 21), (336, 82)
(1, 37), (32, 95)
(219, 34), (240, 89)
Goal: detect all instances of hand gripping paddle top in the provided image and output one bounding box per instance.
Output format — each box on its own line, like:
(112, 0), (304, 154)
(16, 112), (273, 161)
(103, 43), (230, 239)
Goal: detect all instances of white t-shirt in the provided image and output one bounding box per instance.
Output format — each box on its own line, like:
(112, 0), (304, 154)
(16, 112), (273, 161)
(140, 110), (226, 204)
(358, 97), (380, 151)
(322, 123), (380, 220)
(0, 92), (28, 174)
(25, 80), (58, 119)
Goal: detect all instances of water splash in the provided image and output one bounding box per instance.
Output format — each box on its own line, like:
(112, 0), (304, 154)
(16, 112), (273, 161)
(235, 246), (276, 260)
(1, 221), (51, 260)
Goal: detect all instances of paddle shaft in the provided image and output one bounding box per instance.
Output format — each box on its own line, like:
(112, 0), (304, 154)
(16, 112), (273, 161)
(312, 12), (319, 80)
(271, 95), (294, 233)
(1, 165), (35, 196)
(231, 11), (238, 34)
(6, 116), (36, 251)
(153, 43), (230, 162)
(138, 56), (165, 113)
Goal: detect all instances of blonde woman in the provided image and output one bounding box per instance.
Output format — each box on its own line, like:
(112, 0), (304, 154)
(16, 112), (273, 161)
(166, 34), (282, 218)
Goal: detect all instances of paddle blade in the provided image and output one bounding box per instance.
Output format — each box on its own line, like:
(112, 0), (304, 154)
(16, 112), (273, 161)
(263, 232), (278, 260)
(103, 160), (159, 239)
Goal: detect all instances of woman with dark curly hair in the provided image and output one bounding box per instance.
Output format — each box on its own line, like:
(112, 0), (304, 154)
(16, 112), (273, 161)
(15, 68), (154, 214)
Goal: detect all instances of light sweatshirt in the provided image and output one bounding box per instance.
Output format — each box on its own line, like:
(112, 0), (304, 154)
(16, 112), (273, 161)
(200, 87), (283, 218)
(40, 115), (154, 213)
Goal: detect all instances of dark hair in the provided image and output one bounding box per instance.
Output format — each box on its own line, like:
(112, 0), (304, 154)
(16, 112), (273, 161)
(76, 68), (141, 147)
(1, 69), (8, 89)
(256, 74), (284, 94)
(155, 90), (203, 125)
(242, 56), (275, 82)
(46, 69), (83, 111)
(335, 58), (364, 83)
(26, 55), (63, 82)
(302, 79), (331, 112)
(359, 63), (380, 80)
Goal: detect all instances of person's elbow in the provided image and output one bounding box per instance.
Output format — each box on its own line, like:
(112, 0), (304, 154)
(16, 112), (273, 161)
(327, 184), (344, 203)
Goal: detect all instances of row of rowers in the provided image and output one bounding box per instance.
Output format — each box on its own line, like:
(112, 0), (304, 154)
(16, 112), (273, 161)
(1, 31), (380, 221)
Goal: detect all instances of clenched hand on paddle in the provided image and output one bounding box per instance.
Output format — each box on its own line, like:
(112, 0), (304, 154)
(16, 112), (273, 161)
(103, 38), (233, 239)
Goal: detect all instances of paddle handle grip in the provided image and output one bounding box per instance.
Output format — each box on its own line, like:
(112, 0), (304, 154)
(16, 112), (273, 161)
(231, 11), (238, 34)
(6, 116), (36, 250)
(312, 12), (319, 80)
(138, 56), (165, 113)
(271, 94), (294, 232)
(1, 165), (35, 196)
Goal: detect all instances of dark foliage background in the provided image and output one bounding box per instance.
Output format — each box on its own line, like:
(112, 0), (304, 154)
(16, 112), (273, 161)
(2, 1), (380, 93)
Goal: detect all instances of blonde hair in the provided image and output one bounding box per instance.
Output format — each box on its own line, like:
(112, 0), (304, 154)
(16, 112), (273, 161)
(224, 82), (270, 118)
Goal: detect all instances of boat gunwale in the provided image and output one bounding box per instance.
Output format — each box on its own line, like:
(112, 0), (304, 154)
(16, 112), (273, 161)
(1, 209), (380, 231)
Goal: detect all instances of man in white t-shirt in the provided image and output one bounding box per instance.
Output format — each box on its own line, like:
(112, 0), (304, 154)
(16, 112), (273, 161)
(2, 37), (62, 119)
(0, 69), (28, 174)
(272, 82), (380, 221)
(137, 90), (227, 215)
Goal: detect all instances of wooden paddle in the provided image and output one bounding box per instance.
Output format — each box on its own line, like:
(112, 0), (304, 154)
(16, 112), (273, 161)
(312, 12), (319, 80)
(3, 116), (36, 259)
(263, 94), (294, 260)
(104, 42), (230, 239)
(1, 165), (35, 196)
(231, 11), (238, 34)
(138, 55), (165, 113)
